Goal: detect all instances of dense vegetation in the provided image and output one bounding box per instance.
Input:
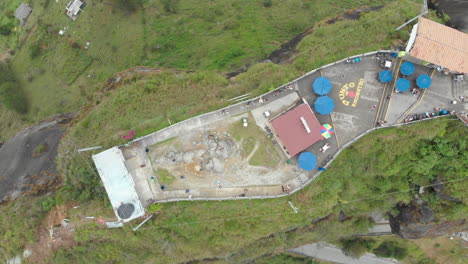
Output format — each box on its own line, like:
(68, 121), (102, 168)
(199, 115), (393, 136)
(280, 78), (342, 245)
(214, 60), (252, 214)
(0, 63), (27, 114)
(338, 236), (434, 263)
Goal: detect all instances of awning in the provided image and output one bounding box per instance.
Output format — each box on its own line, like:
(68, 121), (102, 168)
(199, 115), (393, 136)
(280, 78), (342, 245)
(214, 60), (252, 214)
(298, 152), (317, 171)
(396, 78), (410, 92)
(313, 77), (333, 95)
(379, 70), (393, 83)
(314, 96), (335, 115)
(416, 74), (432, 89)
(400, 61), (415, 76)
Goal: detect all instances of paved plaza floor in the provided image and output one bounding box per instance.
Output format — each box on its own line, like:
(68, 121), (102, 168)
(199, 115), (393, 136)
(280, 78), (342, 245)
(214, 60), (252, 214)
(295, 56), (387, 166)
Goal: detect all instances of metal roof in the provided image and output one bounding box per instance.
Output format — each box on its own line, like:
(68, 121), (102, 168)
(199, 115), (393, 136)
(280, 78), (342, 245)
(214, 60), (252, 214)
(14, 3), (32, 26)
(270, 103), (323, 157)
(92, 147), (145, 222)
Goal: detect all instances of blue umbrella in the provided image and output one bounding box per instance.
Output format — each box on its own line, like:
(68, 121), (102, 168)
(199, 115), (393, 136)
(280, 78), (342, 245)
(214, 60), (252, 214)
(314, 96), (335, 115)
(396, 78), (410, 92)
(379, 70), (393, 83)
(313, 77), (333, 95)
(400, 62), (415, 76)
(298, 152), (317, 171)
(416, 74), (432, 89)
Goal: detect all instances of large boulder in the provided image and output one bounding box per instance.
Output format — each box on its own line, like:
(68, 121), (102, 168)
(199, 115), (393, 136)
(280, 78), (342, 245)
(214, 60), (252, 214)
(182, 151), (195, 164)
(203, 159), (214, 171)
(212, 157), (225, 173)
(389, 199), (466, 239)
(215, 140), (233, 159)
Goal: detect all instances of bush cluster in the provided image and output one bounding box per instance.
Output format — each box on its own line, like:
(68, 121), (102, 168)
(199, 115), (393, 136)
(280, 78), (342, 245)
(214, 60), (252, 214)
(0, 63), (28, 114)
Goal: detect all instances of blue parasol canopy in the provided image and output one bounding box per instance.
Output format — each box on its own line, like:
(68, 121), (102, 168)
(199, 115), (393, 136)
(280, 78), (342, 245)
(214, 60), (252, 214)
(379, 70), (393, 83)
(416, 74), (432, 89)
(396, 78), (410, 92)
(314, 96), (335, 115)
(298, 152), (317, 171)
(313, 77), (333, 95)
(400, 61), (415, 76)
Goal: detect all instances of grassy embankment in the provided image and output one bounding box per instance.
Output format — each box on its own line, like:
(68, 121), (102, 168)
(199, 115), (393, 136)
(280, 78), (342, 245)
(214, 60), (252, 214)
(0, 0), (389, 141)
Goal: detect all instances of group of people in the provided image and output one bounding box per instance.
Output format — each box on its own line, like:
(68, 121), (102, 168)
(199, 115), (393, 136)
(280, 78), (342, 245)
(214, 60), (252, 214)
(411, 88), (420, 96)
(404, 108), (455, 123)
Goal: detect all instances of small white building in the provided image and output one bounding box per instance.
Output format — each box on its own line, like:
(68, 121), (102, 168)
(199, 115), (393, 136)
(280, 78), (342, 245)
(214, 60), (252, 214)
(92, 147), (145, 222)
(66, 0), (83, 21)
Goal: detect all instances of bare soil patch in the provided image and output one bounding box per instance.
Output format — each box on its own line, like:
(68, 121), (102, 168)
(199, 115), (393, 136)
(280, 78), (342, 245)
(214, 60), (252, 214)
(26, 203), (77, 264)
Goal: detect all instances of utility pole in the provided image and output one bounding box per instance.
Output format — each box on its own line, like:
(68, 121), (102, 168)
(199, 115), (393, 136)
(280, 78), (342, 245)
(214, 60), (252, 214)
(78, 146), (103, 152)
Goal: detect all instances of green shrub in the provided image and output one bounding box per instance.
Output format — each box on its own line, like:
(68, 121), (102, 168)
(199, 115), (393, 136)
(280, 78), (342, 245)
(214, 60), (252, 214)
(30, 44), (42, 59)
(34, 144), (48, 154)
(58, 154), (106, 202)
(161, 0), (178, 13)
(263, 0), (273, 8)
(340, 237), (375, 258)
(41, 197), (56, 211)
(0, 81), (28, 114)
(115, 0), (144, 13)
(373, 241), (408, 260)
(0, 23), (12, 36)
(147, 203), (162, 213)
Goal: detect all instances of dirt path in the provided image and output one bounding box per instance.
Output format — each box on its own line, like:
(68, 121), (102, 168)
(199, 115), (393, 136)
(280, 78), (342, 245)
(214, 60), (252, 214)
(245, 142), (259, 161)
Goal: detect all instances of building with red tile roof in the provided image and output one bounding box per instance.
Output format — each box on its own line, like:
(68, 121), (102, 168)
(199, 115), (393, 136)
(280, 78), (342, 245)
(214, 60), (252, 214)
(406, 17), (468, 73)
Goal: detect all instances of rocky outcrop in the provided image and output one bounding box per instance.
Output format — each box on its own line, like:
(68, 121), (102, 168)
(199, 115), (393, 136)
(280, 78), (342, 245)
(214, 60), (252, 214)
(389, 199), (467, 239)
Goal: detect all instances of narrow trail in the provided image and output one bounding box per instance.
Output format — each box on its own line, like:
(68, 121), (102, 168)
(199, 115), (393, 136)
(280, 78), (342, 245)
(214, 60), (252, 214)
(245, 142), (259, 161)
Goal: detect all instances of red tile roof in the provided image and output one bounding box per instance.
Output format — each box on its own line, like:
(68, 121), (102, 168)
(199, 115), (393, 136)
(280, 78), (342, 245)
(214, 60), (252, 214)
(410, 18), (468, 73)
(270, 103), (322, 157)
